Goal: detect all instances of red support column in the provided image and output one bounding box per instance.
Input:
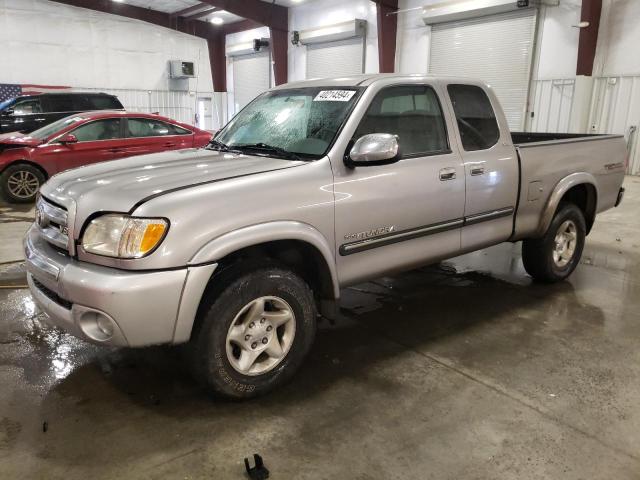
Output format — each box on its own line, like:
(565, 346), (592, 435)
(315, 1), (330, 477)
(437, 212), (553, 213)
(270, 27), (289, 86)
(576, 0), (602, 76)
(207, 34), (227, 92)
(376, 0), (398, 73)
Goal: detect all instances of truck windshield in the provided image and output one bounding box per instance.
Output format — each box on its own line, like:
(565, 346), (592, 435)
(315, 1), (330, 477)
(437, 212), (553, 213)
(213, 87), (362, 159)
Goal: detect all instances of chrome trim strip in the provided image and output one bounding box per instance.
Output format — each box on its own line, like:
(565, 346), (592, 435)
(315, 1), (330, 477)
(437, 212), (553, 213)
(38, 197), (68, 225)
(25, 234), (60, 281)
(463, 207), (514, 226)
(340, 218), (464, 256)
(339, 206), (515, 256)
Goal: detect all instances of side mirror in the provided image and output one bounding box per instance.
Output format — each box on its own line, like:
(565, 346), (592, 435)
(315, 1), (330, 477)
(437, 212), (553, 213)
(2, 108), (14, 117)
(58, 133), (78, 144)
(347, 133), (400, 167)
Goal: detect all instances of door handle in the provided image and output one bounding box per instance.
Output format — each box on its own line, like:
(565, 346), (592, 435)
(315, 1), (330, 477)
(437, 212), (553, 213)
(163, 142), (177, 147)
(34, 117), (46, 122)
(470, 167), (485, 176)
(439, 167), (456, 181)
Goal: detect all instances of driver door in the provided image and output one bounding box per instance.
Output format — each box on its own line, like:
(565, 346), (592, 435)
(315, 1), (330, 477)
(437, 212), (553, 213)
(332, 83), (466, 286)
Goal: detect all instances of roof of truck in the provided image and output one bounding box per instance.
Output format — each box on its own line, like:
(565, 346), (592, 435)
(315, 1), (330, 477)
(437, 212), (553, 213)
(273, 73), (489, 90)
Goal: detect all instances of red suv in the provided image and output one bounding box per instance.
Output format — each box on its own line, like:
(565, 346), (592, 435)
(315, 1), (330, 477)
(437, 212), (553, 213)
(0, 111), (212, 202)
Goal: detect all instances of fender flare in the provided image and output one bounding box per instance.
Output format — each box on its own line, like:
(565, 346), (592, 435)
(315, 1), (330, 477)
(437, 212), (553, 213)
(537, 172), (598, 236)
(189, 221), (340, 299)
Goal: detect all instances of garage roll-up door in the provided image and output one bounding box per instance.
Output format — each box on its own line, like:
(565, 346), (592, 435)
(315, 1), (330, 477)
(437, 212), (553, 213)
(307, 38), (364, 79)
(232, 51), (270, 112)
(429, 9), (536, 130)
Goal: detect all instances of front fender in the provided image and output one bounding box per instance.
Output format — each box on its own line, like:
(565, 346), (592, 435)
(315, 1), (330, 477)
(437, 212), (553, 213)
(189, 221), (339, 299)
(537, 172), (598, 236)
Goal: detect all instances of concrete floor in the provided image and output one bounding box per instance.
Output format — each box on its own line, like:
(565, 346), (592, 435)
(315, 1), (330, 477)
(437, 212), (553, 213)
(1, 177), (640, 479)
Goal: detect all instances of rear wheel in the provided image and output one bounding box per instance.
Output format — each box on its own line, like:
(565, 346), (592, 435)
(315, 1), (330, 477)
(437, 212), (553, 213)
(522, 203), (586, 283)
(189, 264), (316, 399)
(1, 164), (45, 203)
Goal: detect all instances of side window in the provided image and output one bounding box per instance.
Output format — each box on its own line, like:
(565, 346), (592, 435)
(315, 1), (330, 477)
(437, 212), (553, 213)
(47, 95), (74, 112)
(354, 85), (449, 158)
(127, 118), (191, 137)
(71, 95), (92, 111)
(12, 98), (42, 115)
(89, 96), (123, 110)
(447, 84), (500, 151)
(70, 119), (122, 142)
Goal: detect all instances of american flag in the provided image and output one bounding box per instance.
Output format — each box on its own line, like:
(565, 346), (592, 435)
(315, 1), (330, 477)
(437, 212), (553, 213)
(0, 84), (72, 104)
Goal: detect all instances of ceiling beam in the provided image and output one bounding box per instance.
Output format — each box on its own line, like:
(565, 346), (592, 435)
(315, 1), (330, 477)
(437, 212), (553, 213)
(198, 0), (288, 31)
(184, 6), (219, 21)
(170, 2), (211, 18)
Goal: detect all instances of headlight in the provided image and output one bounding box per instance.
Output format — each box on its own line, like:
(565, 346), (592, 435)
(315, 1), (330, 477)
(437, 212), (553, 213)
(82, 214), (168, 258)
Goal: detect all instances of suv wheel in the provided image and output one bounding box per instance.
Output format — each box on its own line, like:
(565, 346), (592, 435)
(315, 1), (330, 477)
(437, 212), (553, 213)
(522, 203), (586, 283)
(1, 164), (45, 203)
(190, 265), (316, 399)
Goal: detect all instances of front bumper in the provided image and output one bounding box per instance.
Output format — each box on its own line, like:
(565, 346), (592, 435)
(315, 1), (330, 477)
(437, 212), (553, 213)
(24, 225), (216, 347)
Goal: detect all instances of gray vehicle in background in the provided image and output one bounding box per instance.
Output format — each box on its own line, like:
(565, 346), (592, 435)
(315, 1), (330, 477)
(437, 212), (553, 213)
(24, 74), (626, 398)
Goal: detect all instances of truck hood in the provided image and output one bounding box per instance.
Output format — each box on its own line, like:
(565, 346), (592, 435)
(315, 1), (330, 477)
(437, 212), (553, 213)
(40, 148), (305, 225)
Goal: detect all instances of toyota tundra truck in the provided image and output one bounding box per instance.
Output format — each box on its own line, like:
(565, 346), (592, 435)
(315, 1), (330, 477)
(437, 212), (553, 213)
(24, 75), (627, 398)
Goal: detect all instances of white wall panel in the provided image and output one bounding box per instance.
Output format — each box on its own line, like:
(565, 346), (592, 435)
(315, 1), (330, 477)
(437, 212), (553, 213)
(429, 9), (537, 130)
(0, 0), (213, 91)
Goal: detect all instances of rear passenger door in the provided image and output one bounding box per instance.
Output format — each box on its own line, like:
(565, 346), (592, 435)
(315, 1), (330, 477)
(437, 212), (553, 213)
(333, 83), (466, 285)
(123, 117), (194, 156)
(446, 84), (520, 251)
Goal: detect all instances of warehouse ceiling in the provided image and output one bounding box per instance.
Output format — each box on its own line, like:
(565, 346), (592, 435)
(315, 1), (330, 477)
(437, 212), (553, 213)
(112, 0), (315, 23)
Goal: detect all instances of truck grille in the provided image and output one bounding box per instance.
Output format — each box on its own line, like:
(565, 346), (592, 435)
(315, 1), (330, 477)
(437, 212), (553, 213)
(36, 196), (70, 252)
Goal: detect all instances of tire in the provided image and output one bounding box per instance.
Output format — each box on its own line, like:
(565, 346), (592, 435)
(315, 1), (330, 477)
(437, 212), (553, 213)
(0, 163), (45, 203)
(522, 203), (586, 283)
(189, 264), (316, 399)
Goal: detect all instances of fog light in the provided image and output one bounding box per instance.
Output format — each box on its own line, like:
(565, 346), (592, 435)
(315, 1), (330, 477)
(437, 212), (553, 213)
(78, 310), (116, 342)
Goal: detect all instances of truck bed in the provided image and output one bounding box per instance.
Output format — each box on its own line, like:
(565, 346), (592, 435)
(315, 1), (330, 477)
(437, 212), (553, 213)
(510, 132), (627, 241)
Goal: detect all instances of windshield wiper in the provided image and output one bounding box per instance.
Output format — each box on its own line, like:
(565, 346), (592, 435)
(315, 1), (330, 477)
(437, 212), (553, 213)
(232, 143), (301, 161)
(207, 139), (230, 152)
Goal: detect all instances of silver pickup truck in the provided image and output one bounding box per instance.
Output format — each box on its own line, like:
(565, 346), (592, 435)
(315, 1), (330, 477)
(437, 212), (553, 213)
(24, 74), (626, 398)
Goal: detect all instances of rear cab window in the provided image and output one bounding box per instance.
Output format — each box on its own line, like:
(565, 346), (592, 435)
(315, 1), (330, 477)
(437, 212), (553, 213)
(447, 84), (500, 151)
(354, 84), (449, 158)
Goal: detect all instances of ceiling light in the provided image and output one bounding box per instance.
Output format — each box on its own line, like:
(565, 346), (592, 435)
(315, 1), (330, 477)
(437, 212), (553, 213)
(211, 17), (224, 25)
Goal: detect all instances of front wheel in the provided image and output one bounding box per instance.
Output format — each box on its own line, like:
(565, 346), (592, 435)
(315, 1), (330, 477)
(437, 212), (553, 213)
(1, 163), (45, 203)
(189, 265), (316, 399)
(522, 203), (586, 283)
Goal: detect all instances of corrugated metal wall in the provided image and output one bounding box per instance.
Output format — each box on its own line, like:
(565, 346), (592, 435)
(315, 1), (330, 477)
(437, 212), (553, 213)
(528, 79), (575, 133)
(588, 76), (640, 175)
(81, 88), (229, 131)
(528, 76), (640, 175)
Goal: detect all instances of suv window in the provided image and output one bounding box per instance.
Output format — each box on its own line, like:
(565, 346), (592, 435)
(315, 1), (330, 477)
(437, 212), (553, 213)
(70, 119), (123, 142)
(89, 95), (123, 110)
(12, 98), (42, 115)
(47, 95), (74, 112)
(71, 95), (93, 111)
(447, 84), (500, 151)
(354, 85), (449, 157)
(127, 118), (191, 137)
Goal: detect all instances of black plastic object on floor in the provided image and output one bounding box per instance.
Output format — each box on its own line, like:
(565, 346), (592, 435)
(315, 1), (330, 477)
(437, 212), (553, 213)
(244, 453), (269, 480)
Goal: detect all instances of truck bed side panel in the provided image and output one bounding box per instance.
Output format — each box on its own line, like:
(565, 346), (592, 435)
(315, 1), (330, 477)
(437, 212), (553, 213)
(513, 135), (626, 240)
